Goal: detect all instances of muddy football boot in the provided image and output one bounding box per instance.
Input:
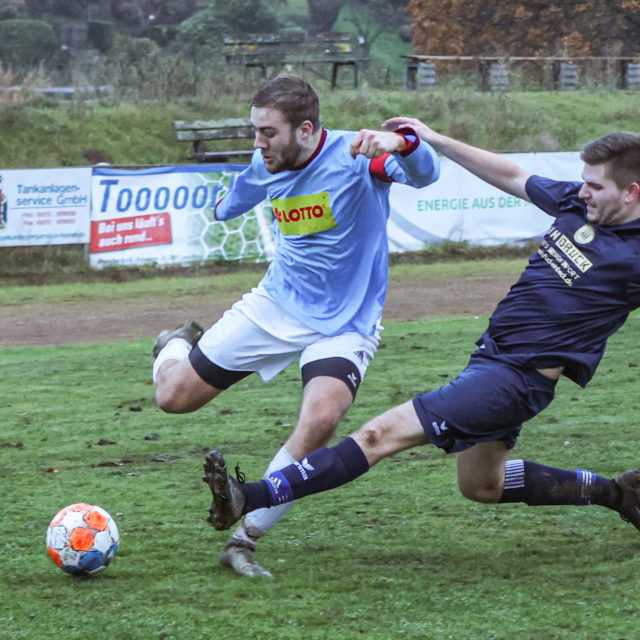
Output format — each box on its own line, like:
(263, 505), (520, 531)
(152, 320), (203, 358)
(614, 470), (640, 531)
(202, 451), (246, 531)
(220, 524), (273, 578)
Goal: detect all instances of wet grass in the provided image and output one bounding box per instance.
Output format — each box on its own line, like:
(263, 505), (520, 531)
(1, 270), (639, 639)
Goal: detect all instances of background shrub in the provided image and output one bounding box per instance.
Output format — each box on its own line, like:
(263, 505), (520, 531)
(0, 19), (58, 68)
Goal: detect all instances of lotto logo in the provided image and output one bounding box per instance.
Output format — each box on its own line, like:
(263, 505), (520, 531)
(271, 192), (337, 236)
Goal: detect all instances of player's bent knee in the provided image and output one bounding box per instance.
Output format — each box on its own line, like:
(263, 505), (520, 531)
(155, 388), (187, 414)
(155, 386), (202, 414)
(357, 421), (385, 450)
(311, 408), (343, 433)
(353, 418), (397, 462)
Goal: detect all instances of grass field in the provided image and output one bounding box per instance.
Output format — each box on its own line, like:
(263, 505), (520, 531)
(1, 262), (639, 640)
(2, 89), (640, 169)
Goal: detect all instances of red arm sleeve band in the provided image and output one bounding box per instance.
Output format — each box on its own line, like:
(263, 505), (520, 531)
(369, 154), (393, 183)
(393, 126), (420, 157)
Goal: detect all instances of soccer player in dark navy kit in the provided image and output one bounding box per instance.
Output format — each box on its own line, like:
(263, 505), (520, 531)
(203, 119), (640, 543)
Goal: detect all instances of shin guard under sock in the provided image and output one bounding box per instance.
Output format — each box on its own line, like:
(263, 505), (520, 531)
(499, 459), (620, 507)
(242, 446), (298, 533)
(243, 437), (370, 509)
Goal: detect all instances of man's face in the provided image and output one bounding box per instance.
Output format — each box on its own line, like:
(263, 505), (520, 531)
(578, 163), (632, 226)
(250, 106), (303, 173)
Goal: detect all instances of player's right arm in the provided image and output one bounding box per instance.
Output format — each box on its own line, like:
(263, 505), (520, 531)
(382, 116), (532, 202)
(214, 152), (269, 221)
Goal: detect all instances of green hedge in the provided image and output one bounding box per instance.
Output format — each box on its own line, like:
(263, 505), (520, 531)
(0, 19), (58, 67)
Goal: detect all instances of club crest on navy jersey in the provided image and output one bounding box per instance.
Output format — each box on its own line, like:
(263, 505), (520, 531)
(574, 224), (596, 245)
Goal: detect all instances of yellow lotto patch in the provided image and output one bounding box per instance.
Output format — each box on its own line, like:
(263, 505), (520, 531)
(272, 192), (337, 236)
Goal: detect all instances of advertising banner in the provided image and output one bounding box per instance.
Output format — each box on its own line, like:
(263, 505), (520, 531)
(0, 151), (584, 257)
(89, 165), (275, 268)
(0, 167), (91, 246)
(388, 151), (582, 251)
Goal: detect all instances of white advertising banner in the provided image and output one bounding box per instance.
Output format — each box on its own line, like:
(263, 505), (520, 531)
(0, 167), (91, 246)
(388, 151), (583, 250)
(89, 165), (275, 268)
(0, 151), (584, 257)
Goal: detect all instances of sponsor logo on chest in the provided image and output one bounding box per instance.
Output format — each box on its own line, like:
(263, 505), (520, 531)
(548, 227), (593, 272)
(271, 191), (337, 236)
(537, 224), (595, 286)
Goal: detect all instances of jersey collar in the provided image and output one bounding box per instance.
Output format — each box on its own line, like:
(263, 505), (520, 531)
(292, 129), (327, 171)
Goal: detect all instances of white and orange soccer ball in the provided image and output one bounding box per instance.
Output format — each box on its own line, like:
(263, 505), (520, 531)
(46, 503), (119, 576)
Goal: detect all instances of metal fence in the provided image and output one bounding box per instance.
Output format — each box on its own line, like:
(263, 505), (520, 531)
(404, 55), (640, 91)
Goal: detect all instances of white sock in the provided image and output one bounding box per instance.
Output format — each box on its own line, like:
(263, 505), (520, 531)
(242, 445), (297, 535)
(244, 502), (296, 537)
(152, 338), (191, 383)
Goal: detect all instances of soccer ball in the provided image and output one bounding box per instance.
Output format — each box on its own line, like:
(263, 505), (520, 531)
(46, 503), (119, 576)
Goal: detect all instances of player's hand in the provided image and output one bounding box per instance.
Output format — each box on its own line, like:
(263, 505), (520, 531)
(350, 129), (406, 159)
(382, 116), (443, 149)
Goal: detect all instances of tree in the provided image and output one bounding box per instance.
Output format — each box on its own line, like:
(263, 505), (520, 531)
(0, 0), (26, 20)
(307, 0), (346, 33)
(406, 0), (640, 56)
(142, 0), (199, 25)
(109, 0), (146, 31)
(25, 0), (102, 20)
(343, 0), (409, 52)
(175, 4), (223, 60)
(212, 0), (280, 35)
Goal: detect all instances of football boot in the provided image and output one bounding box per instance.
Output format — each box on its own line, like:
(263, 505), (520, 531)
(220, 524), (273, 578)
(202, 450), (246, 531)
(614, 469), (640, 531)
(152, 320), (203, 358)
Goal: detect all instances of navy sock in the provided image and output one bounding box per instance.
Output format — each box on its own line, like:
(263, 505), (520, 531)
(499, 459), (620, 507)
(240, 478), (272, 514)
(248, 437), (370, 508)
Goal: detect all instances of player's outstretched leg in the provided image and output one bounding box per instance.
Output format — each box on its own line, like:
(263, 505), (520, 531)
(203, 438), (370, 532)
(615, 469), (640, 530)
(202, 451), (247, 531)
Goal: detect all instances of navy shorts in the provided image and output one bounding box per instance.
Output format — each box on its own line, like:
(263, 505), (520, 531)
(412, 355), (557, 454)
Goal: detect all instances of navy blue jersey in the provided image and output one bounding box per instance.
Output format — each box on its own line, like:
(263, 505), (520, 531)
(477, 175), (640, 387)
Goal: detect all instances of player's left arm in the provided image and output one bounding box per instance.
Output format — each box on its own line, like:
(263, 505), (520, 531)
(350, 127), (440, 188)
(214, 154), (268, 221)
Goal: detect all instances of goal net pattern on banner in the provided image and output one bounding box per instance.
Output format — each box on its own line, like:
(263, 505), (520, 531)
(190, 171), (275, 264)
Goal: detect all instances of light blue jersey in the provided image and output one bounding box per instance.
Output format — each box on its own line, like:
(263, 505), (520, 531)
(215, 128), (440, 336)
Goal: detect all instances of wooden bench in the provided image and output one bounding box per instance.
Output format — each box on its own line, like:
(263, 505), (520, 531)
(173, 118), (254, 163)
(223, 33), (369, 90)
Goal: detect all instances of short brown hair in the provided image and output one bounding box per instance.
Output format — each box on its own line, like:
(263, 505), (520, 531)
(251, 74), (320, 131)
(580, 132), (640, 189)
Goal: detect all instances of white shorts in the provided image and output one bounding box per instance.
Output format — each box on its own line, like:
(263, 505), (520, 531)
(195, 284), (381, 384)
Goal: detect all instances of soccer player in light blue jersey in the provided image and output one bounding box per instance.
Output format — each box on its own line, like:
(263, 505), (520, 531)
(152, 76), (440, 577)
(204, 119), (640, 555)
